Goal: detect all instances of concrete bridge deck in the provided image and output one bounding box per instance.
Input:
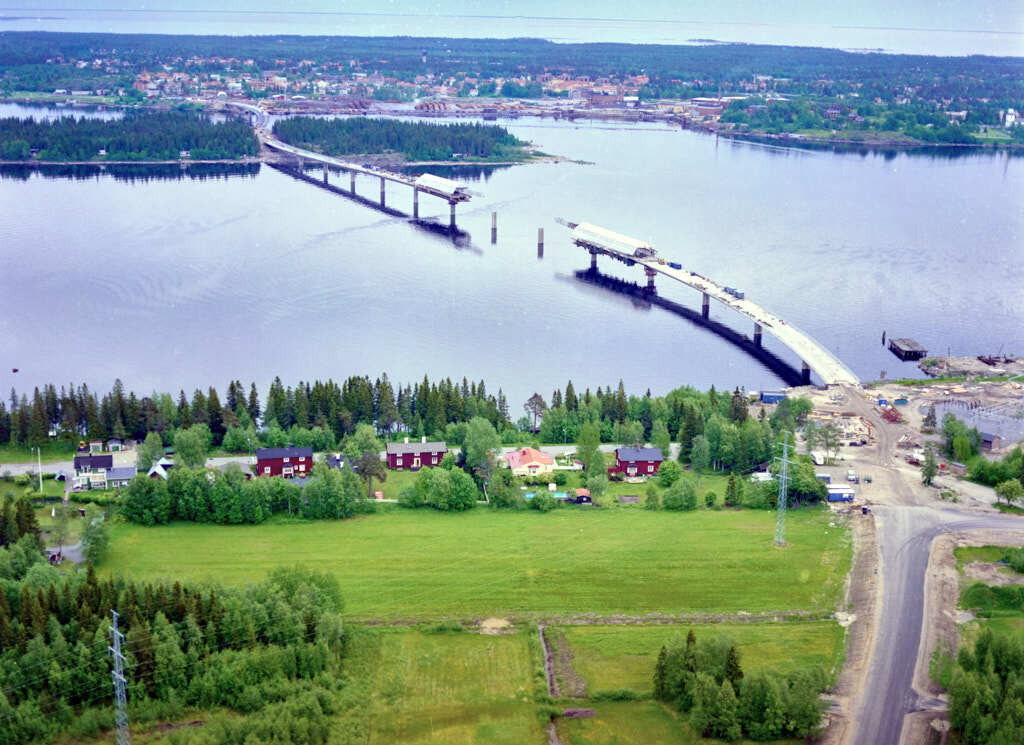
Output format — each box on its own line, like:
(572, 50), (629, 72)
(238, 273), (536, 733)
(636, 257), (860, 385)
(570, 221), (859, 386)
(225, 100), (471, 207)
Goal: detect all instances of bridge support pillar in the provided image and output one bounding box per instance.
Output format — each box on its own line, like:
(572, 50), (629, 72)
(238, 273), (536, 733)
(702, 293), (710, 319)
(449, 202), (457, 229)
(801, 362), (811, 385)
(491, 212), (497, 244)
(754, 323), (763, 348)
(379, 177), (386, 207)
(590, 250), (597, 271)
(413, 188), (419, 218)
(350, 171), (356, 194)
(644, 266), (657, 292)
(538, 227), (544, 256)
(322, 163), (328, 184)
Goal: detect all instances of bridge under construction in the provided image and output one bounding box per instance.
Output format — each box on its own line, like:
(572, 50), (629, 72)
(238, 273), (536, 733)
(570, 222), (860, 386)
(227, 101), (471, 227)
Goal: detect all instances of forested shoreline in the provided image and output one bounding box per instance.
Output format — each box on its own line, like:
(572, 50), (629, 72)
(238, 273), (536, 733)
(272, 118), (532, 162)
(0, 110), (257, 161)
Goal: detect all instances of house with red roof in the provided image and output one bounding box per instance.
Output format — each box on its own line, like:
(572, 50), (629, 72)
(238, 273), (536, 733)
(504, 447), (555, 477)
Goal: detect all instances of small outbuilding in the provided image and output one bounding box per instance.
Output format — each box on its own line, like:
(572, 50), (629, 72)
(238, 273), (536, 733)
(979, 432), (1003, 451)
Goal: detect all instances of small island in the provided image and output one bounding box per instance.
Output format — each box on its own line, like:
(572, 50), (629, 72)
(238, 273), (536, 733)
(271, 117), (546, 166)
(0, 109), (259, 162)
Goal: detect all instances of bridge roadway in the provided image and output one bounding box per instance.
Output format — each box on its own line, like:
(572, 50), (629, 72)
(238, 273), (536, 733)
(638, 257), (859, 385)
(576, 233), (858, 385)
(224, 100), (469, 208)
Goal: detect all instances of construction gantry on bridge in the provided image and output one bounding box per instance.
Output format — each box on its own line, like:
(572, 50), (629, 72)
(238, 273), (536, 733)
(569, 221), (860, 386)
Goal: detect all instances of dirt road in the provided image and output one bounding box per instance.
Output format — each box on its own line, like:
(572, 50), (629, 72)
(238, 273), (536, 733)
(831, 385), (1024, 745)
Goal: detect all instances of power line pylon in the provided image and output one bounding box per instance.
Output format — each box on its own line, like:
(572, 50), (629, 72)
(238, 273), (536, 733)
(109, 609), (131, 745)
(775, 431), (795, 546)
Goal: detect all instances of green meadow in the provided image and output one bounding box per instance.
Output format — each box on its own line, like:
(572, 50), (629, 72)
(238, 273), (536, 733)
(105, 507), (850, 620)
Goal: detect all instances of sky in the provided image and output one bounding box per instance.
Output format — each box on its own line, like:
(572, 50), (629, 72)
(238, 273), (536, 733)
(4, 1), (1022, 34)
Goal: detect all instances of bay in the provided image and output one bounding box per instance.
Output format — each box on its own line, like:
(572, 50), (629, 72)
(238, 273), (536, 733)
(0, 105), (1021, 407)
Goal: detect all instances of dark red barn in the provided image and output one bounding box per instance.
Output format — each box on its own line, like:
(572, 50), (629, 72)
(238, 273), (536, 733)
(255, 446), (313, 478)
(608, 447), (664, 477)
(386, 439), (447, 470)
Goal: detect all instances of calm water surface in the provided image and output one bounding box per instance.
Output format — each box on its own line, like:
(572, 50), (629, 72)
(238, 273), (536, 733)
(0, 105), (1021, 407)
(1, 10), (1021, 56)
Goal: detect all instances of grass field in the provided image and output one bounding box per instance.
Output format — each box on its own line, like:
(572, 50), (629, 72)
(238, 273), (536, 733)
(0, 442), (77, 465)
(954, 545), (1014, 569)
(556, 701), (693, 745)
(332, 627), (544, 745)
(558, 621), (844, 695)
(553, 701), (798, 745)
(105, 508), (849, 620)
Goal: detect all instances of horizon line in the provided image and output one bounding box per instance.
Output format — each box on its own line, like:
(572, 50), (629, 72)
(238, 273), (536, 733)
(0, 8), (1019, 37)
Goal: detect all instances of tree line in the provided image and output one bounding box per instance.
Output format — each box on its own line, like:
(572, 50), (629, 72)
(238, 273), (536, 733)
(0, 535), (345, 745)
(272, 117), (529, 162)
(652, 629), (827, 740)
(2, 32), (1021, 107)
(120, 462), (371, 526)
(0, 110), (258, 161)
(1, 373), (513, 452)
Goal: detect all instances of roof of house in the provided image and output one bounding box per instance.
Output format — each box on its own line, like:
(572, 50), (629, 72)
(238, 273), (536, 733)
(147, 461), (174, 479)
(979, 432), (999, 441)
(107, 466), (137, 481)
(616, 447), (664, 462)
(327, 454), (347, 469)
(386, 441), (447, 455)
(256, 446), (313, 459)
(505, 447), (555, 469)
(74, 454), (113, 469)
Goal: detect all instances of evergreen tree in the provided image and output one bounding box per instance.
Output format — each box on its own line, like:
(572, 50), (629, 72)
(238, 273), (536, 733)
(248, 382), (261, 423)
(207, 386), (225, 445)
(14, 499), (40, 543)
(725, 644), (744, 694)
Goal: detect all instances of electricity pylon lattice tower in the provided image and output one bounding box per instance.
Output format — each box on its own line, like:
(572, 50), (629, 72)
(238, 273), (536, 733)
(109, 610), (131, 745)
(774, 431), (796, 546)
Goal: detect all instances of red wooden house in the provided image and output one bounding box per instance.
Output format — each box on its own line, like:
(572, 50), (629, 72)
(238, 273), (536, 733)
(255, 446), (313, 478)
(608, 447), (664, 477)
(386, 439), (447, 470)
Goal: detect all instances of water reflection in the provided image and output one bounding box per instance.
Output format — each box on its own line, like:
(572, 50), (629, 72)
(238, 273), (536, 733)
(0, 162), (261, 182)
(570, 268), (804, 386)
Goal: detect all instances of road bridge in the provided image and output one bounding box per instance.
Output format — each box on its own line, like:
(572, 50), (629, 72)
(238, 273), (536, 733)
(570, 221), (859, 386)
(225, 101), (472, 227)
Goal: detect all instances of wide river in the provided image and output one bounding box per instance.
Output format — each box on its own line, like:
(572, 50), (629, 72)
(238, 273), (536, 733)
(1, 104), (1021, 408)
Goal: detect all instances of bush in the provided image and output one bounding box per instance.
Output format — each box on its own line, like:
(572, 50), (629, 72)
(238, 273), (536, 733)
(590, 688), (642, 701)
(644, 483), (661, 510)
(529, 492), (557, 512)
(961, 581), (1024, 616)
(658, 460), (683, 487)
(705, 491), (717, 509)
(553, 471), (568, 486)
(663, 479), (697, 511)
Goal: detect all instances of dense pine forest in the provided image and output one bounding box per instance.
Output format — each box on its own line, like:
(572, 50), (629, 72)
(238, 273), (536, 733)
(272, 117), (531, 161)
(0, 543), (345, 745)
(0, 110), (258, 161)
